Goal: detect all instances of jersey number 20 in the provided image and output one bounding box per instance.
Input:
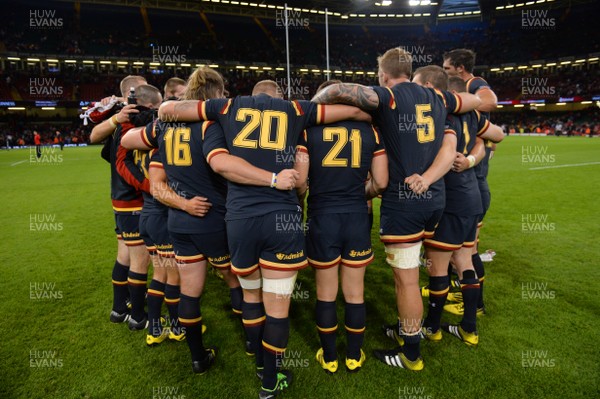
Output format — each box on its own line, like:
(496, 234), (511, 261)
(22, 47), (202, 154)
(233, 108), (288, 150)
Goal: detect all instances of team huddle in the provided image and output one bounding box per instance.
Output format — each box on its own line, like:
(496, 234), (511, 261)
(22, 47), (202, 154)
(88, 47), (503, 399)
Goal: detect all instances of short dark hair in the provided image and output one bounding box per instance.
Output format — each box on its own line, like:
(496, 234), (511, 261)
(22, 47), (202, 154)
(135, 84), (162, 107)
(448, 76), (467, 92)
(413, 65), (448, 91)
(443, 49), (476, 73)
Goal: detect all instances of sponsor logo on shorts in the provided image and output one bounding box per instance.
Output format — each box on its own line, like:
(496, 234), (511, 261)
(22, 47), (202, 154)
(208, 255), (230, 263)
(122, 232), (140, 238)
(276, 250), (304, 261)
(348, 248), (372, 257)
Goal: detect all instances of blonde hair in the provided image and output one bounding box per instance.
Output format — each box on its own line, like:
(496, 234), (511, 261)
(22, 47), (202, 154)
(377, 47), (412, 79)
(119, 75), (147, 98)
(164, 77), (186, 97)
(413, 66), (448, 91)
(252, 80), (282, 98)
(183, 67), (225, 100)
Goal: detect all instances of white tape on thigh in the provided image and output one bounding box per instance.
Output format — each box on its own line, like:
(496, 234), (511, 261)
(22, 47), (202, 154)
(238, 276), (262, 290)
(262, 275), (297, 295)
(385, 244), (421, 269)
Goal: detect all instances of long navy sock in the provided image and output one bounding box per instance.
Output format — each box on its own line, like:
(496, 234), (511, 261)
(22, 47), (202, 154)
(230, 287), (243, 315)
(111, 261), (129, 313)
(262, 316), (289, 390)
(242, 301), (265, 367)
(400, 331), (421, 361)
(165, 284), (181, 334)
(316, 300), (338, 362)
(147, 279), (165, 336)
(128, 271), (147, 322)
(472, 253), (485, 309)
(459, 270), (480, 333)
(423, 275), (450, 333)
(179, 294), (205, 362)
(345, 302), (366, 361)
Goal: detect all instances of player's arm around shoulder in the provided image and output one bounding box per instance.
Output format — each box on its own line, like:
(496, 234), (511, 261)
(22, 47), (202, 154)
(478, 122), (504, 143)
(158, 100), (201, 122)
(312, 83), (379, 111)
(475, 87), (498, 113)
(454, 92), (482, 114)
(122, 126), (151, 150)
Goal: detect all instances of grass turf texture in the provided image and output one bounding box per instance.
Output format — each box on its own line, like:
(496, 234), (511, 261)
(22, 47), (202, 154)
(0, 137), (598, 399)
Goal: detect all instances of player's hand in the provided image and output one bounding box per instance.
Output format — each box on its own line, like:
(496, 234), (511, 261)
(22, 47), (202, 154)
(405, 174), (430, 195)
(453, 153), (470, 172)
(184, 196), (212, 217)
(100, 96), (116, 106)
(115, 104), (139, 124)
(275, 169), (299, 191)
(100, 95), (124, 106)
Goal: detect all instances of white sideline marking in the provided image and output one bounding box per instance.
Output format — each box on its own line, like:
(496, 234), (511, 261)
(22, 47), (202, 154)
(10, 160), (27, 166)
(529, 162), (600, 170)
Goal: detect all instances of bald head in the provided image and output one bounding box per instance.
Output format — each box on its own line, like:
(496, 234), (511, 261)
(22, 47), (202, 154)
(252, 80), (283, 98)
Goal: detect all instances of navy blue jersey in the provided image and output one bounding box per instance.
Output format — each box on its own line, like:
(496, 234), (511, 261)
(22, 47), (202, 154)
(298, 121), (385, 216)
(135, 148), (168, 216)
(370, 82), (460, 212)
(466, 77), (492, 119)
(475, 142), (493, 193)
(154, 120), (227, 233)
(110, 123), (146, 212)
(140, 119), (160, 148)
(443, 112), (489, 216)
(199, 94), (325, 220)
(467, 76), (494, 193)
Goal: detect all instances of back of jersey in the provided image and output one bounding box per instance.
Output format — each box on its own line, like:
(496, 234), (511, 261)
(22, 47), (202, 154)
(444, 112), (483, 216)
(371, 82), (458, 212)
(157, 121), (227, 233)
(203, 94), (322, 220)
(300, 121), (385, 216)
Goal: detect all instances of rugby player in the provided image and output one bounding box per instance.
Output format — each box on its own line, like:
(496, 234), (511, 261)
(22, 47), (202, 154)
(89, 76), (149, 325)
(159, 79), (371, 397)
(311, 47), (482, 371)
(295, 80), (388, 374)
(121, 68), (241, 373)
(443, 49), (499, 315)
(164, 77), (187, 100)
(409, 70), (503, 346)
(134, 144), (187, 345)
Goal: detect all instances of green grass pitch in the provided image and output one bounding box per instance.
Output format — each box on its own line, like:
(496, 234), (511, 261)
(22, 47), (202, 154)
(0, 136), (599, 399)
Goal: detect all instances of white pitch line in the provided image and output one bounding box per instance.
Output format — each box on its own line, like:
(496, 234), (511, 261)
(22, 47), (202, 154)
(529, 161), (600, 170)
(10, 160), (27, 166)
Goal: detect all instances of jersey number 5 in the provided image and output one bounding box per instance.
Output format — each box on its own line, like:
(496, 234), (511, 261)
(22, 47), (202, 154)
(164, 127), (192, 166)
(322, 127), (362, 168)
(233, 108), (288, 151)
(416, 104), (435, 143)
